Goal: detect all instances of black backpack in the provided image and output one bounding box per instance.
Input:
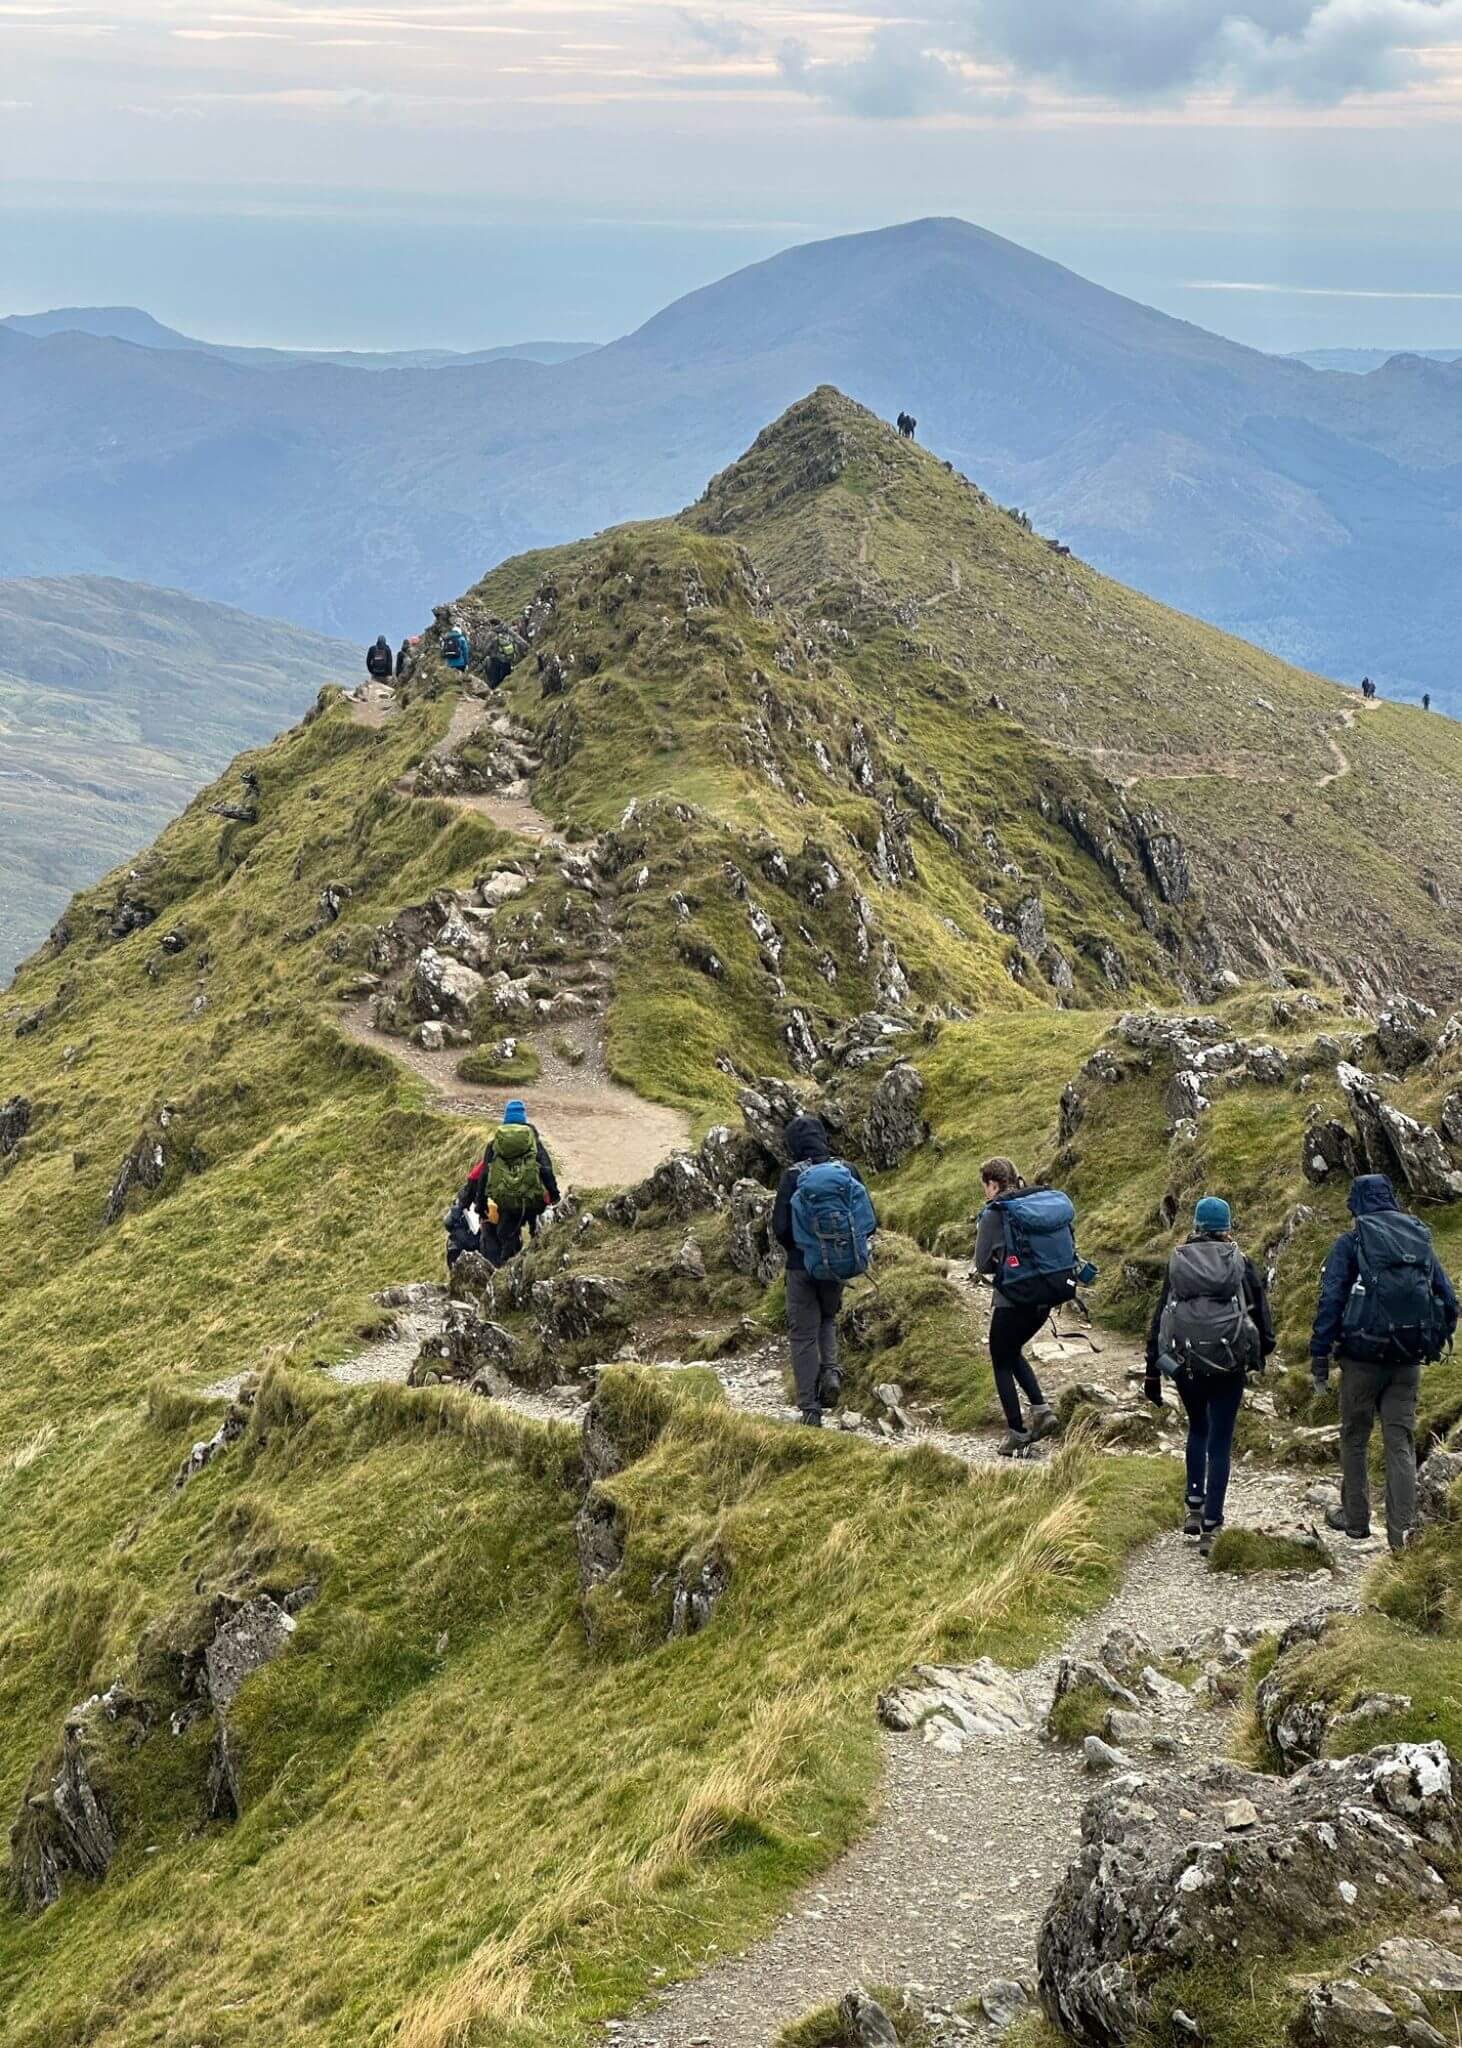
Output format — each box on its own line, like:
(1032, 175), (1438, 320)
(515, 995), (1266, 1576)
(1341, 1212), (1447, 1367)
(1158, 1239), (1256, 1379)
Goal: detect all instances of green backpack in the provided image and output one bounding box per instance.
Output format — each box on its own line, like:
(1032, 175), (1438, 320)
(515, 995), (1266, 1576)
(487, 1123), (546, 1212)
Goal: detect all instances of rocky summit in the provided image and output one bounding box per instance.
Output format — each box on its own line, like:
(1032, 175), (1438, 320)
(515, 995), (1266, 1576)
(0, 389), (1461, 2048)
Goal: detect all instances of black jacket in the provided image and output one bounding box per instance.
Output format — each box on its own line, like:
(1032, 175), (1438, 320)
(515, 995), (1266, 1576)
(1310, 1172), (1458, 1362)
(366, 638), (393, 679)
(772, 1114), (871, 1276)
(1145, 1233), (1276, 1372)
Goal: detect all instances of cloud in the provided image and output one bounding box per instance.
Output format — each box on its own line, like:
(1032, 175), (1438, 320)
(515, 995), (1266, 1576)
(675, 8), (758, 56)
(778, 24), (976, 114)
(1188, 278), (1462, 296)
(958, 0), (1462, 103)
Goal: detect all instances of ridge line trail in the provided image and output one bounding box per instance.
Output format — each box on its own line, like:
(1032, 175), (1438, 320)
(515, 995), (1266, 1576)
(320, 1283), (1375, 2048)
(1067, 705), (1360, 796)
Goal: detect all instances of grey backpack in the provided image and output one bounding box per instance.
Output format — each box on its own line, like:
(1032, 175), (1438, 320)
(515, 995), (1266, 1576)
(1158, 1239), (1257, 1379)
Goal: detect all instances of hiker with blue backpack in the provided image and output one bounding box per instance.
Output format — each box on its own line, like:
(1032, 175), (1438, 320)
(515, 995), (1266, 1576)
(1310, 1172), (1457, 1552)
(441, 625), (471, 675)
(772, 1115), (878, 1427)
(1144, 1196), (1275, 1555)
(975, 1158), (1091, 1455)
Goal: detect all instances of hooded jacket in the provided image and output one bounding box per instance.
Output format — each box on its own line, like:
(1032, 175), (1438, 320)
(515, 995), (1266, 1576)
(1309, 1173), (1458, 1363)
(771, 1116), (873, 1276)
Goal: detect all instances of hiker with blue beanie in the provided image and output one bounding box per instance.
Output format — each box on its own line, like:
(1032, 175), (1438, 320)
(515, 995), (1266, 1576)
(1310, 1173), (1456, 1551)
(772, 1115), (878, 1426)
(1144, 1196), (1274, 1555)
(446, 1098), (561, 1271)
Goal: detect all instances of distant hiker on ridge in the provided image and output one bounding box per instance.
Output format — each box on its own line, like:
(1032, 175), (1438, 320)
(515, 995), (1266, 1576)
(396, 638), (412, 680)
(441, 624), (471, 675)
(772, 1115), (878, 1427)
(1310, 1172), (1457, 1552)
(1144, 1196), (1275, 1557)
(896, 411), (917, 441)
(445, 1100), (561, 1271)
(1424, 693), (1432, 712)
(975, 1158), (1089, 1455)
(366, 635), (393, 682)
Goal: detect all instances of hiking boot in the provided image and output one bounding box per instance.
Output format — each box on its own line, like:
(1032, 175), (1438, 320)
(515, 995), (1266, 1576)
(1325, 1506), (1371, 1540)
(799, 1410), (823, 1428)
(997, 1427), (1032, 1458)
(1027, 1403), (1061, 1443)
(816, 1365), (844, 1411)
(1198, 1524), (1220, 1557)
(1183, 1506), (1203, 1538)
(1390, 1529), (1412, 1555)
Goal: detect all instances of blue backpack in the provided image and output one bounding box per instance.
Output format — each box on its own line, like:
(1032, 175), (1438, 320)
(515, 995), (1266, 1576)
(442, 627), (470, 672)
(1342, 1212), (1448, 1367)
(791, 1161), (876, 1283)
(991, 1189), (1083, 1309)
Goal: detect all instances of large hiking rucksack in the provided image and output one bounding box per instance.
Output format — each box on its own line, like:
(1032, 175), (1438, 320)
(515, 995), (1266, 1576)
(366, 640), (392, 679)
(486, 1123), (546, 1214)
(791, 1161), (873, 1283)
(1341, 1211), (1446, 1367)
(992, 1189), (1081, 1309)
(441, 627), (470, 672)
(1158, 1239), (1256, 1379)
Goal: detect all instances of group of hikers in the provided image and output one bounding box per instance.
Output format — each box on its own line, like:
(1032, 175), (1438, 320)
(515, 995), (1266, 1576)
(443, 1100), (1453, 1554)
(366, 620), (524, 691)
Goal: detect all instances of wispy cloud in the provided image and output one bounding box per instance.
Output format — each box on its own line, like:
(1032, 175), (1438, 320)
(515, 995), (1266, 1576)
(1188, 278), (1462, 298)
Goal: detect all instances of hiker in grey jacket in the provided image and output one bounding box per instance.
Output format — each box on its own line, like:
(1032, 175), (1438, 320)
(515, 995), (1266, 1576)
(1143, 1196), (1274, 1553)
(772, 1115), (875, 1427)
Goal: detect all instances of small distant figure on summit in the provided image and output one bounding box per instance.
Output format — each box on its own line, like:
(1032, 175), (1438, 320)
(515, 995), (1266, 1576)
(1423, 692), (1432, 712)
(366, 635), (393, 681)
(1360, 675), (1377, 703)
(896, 410), (917, 441)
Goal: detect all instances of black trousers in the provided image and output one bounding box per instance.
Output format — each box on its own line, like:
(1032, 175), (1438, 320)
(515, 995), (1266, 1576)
(988, 1301), (1050, 1430)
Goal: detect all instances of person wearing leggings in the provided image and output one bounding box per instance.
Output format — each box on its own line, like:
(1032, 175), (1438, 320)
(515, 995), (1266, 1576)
(974, 1156), (1062, 1455)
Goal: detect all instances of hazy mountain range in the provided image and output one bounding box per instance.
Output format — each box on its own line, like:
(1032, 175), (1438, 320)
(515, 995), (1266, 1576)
(3, 217), (1461, 701)
(1291, 345), (1462, 373)
(0, 576), (350, 977)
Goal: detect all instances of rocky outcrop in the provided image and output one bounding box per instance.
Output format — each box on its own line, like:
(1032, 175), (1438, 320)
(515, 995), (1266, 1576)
(575, 1493), (624, 1594)
(1038, 1744), (1459, 2045)
(1337, 1063), (1462, 1203)
(669, 1553), (730, 1638)
(837, 1990), (899, 2046)
(10, 1684), (155, 1912)
(1376, 995), (1438, 1074)
(531, 1275), (629, 1355)
(411, 1304), (524, 1388)
(727, 1179), (780, 1284)
(1418, 1446), (1462, 1522)
(0, 1095), (31, 1158)
(204, 1595), (296, 1711)
(174, 1379), (257, 1490)
(411, 947), (485, 1030)
(878, 1659), (1032, 1752)
(102, 1115), (172, 1226)
(1296, 1937), (1462, 2048)
(863, 1061), (928, 1171)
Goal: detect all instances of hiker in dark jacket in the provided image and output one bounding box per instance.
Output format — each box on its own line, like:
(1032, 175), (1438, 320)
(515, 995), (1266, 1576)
(1144, 1197), (1275, 1553)
(974, 1157), (1062, 1455)
(772, 1115), (876, 1426)
(366, 635), (393, 681)
(452, 1100), (561, 1270)
(1310, 1173), (1457, 1550)
(395, 638), (411, 679)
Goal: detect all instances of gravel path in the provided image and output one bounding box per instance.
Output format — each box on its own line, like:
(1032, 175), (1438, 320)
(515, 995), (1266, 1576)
(611, 1456), (1375, 2048)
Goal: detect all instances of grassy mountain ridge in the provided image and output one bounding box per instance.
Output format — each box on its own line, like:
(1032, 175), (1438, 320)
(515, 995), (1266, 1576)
(4, 218), (1462, 699)
(0, 575), (353, 979)
(2, 392), (1461, 2044)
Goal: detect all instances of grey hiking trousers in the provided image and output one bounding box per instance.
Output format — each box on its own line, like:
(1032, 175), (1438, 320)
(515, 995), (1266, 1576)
(787, 1267), (843, 1418)
(1338, 1354), (1420, 1549)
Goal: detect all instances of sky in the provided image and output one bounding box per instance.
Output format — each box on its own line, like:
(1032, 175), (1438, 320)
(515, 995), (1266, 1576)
(4, 0), (1462, 352)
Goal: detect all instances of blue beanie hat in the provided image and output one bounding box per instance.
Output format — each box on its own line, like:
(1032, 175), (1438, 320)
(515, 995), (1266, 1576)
(1194, 1195), (1231, 1233)
(503, 1099), (528, 1125)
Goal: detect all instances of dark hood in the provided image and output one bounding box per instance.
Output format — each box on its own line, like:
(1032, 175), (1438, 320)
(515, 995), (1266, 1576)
(784, 1115), (830, 1165)
(1349, 1174), (1399, 1216)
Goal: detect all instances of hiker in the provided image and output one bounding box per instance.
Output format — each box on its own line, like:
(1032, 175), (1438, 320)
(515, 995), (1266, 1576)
(366, 635), (393, 682)
(1424, 693), (1432, 712)
(485, 625), (521, 689)
(446, 1101), (561, 1271)
(395, 638), (411, 679)
(1143, 1197), (1275, 1556)
(974, 1158), (1082, 1455)
(1310, 1173), (1457, 1551)
(772, 1115), (877, 1427)
(441, 625), (471, 675)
